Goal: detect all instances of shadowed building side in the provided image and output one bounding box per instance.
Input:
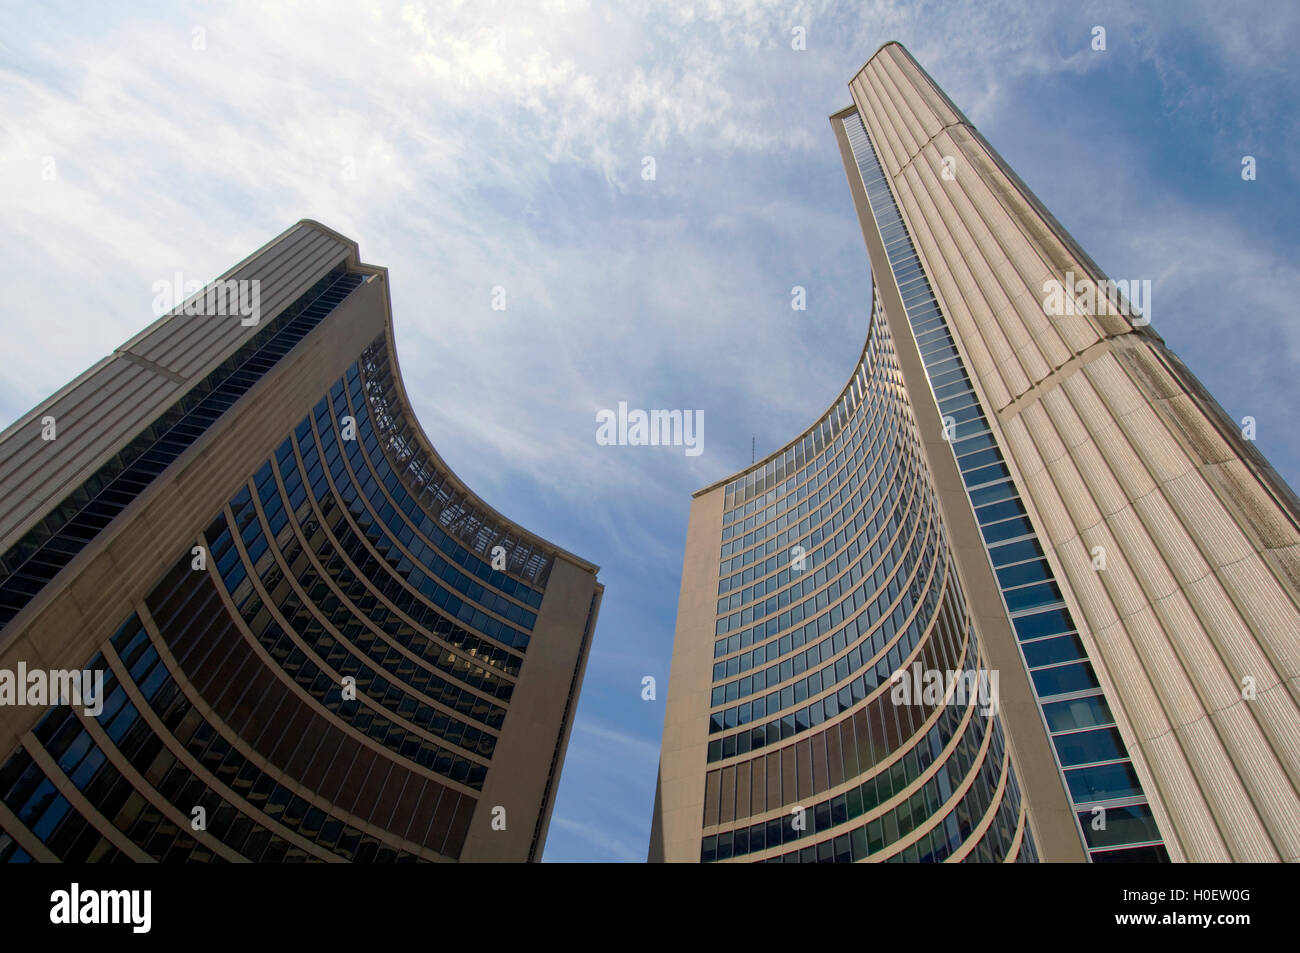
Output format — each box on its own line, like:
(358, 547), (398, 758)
(0, 222), (601, 863)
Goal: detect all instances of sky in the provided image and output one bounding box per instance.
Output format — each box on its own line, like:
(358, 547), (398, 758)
(1, 0), (1298, 862)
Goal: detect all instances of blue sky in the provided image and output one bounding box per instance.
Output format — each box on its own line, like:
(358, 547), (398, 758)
(1, 0), (1298, 861)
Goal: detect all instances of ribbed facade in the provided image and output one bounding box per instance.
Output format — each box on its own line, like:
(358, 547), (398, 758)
(651, 42), (1300, 863)
(0, 222), (601, 863)
(840, 109), (1163, 861)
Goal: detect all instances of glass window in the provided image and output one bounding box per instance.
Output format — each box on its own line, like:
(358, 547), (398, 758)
(1012, 608), (1073, 641)
(1002, 580), (1063, 613)
(1043, 695), (1113, 733)
(1054, 727), (1128, 767)
(995, 558), (1051, 589)
(1031, 661), (1098, 697)
(1081, 800), (1164, 847)
(975, 499), (1024, 526)
(1090, 843), (1170, 863)
(979, 514), (1032, 543)
(1021, 634), (1087, 669)
(969, 480), (1019, 509)
(1065, 761), (1144, 803)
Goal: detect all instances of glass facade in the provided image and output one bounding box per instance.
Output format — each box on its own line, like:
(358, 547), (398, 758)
(0, 321), (553, 861)
(701, 294), (1035, 863)
(840, 109), (1166, 862)
(0, 267), (364, 632)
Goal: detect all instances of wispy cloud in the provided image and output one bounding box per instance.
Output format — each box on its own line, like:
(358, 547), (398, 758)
(547, 815), (642, 862)
(572, 718), (661, 766)
(1, 0), (1296, 863)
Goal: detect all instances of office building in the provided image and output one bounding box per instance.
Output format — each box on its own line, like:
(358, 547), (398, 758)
(0, 222), (601, 862)
(650, 42), (1300, 863)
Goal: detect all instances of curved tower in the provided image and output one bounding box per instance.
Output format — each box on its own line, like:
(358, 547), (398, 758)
(651, 42), (1300, 863)
(651, 287), (1049, 863)
(0, 222), (601, 863)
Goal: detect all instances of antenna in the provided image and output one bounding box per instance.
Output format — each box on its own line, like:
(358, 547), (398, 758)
(752, 435), (755, 464)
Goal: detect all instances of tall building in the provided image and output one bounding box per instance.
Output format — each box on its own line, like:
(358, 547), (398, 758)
(650, 42), (1300, 863)
(0, 221), (601, 863)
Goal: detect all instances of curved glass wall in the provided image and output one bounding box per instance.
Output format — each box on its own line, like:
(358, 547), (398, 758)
(0, 267), (364, 632)
(700, 294), (1036, 863)
(0, 319), (559, 862)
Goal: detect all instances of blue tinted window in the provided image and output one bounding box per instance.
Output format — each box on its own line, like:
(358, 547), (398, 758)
(1054, 727), (1128, 767)
(980, 515), (1033, 543)
(1031, 662), (1098, 697)
(1091, 844), (1170, 862)
(1012, 608), (1073, 640)
(1043, 695), (1113, 733)
(989, 538), (1044, 567)
(1002, 581), (1063, 613)
(995, 559), (1051, 588)
(1065, 761), (1144, 802)
(1078, 803), (1162, 848)
(1021, 634), (1087, 668)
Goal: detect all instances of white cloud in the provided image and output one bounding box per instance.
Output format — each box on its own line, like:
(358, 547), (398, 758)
(547, 814), (642, 862)
(1, 0), (1297, 862)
